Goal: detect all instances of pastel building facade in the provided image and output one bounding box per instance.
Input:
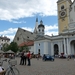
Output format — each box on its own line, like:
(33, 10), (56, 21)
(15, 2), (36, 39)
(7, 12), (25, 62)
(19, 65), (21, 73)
(14, 0), (75, 57)
(34, 0), (75, 57)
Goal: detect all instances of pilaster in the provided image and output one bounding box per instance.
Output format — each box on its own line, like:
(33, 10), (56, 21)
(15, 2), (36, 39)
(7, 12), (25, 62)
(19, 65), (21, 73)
(44, 42), (48, 54)
(64, 38), (67, 55)
(67, 38), (70, 55)
(51, 42), (54, 56)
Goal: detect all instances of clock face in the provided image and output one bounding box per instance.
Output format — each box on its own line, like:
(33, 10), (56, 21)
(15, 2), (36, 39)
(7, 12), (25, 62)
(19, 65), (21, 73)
(60, 11), (66, 18)
(61, 12), (65, 16)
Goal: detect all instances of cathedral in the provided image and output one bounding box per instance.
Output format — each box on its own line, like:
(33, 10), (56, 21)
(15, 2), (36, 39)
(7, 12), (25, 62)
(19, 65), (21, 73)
(14, 0), (75, 57)
(34, 0), (75, 57)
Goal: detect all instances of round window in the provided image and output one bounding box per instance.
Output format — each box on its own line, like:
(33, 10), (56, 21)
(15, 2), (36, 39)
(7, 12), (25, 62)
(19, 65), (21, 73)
(61, 5), (64, 10)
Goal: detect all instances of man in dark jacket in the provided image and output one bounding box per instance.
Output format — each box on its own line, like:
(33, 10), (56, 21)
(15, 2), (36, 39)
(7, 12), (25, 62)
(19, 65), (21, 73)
(20, 51), (24, 65)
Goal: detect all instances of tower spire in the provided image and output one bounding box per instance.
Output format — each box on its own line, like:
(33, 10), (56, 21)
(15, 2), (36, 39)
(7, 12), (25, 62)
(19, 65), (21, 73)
(34, 17), (38, 34)
(36, 17), (38, 22)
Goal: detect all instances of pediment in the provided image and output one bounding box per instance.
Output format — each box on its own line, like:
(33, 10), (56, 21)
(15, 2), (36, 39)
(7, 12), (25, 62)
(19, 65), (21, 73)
(35, 35), (46, 40)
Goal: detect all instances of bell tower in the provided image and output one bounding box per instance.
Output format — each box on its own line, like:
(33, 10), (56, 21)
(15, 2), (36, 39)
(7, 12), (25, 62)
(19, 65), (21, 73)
(57, 0), (72, 34)
(38, 20), (45, 36)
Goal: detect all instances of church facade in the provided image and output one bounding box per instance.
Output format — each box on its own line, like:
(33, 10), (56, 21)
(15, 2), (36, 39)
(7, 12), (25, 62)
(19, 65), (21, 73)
(34, 0), (75, 57)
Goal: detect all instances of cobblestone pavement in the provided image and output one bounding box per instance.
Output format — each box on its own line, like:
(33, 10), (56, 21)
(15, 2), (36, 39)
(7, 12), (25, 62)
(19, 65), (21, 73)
(2, 57), (75, 75)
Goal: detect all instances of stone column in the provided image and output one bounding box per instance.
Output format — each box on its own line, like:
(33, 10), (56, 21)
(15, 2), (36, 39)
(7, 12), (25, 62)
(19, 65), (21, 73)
(51, 42), (54, 56)
(67, 38), (70, 55)
(64, 38), (67, 55)
(44, 42), (48, 54)
(58, 42), (61, 55)
(34, 43), (36, 54)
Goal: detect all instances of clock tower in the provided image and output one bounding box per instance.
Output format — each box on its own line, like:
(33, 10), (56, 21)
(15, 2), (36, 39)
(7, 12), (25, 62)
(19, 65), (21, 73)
(57, 0), (72, 34)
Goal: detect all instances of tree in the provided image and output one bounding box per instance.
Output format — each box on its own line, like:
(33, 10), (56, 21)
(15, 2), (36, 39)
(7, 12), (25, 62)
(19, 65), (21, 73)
(8, 42), (19, 53)
(2, 43), (9, 51)
(2, 42), (29, 53)
(2, 42), (19, 53)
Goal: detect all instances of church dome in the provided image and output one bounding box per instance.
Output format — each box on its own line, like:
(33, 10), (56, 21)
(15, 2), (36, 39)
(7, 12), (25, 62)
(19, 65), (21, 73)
(38, 20), (45, 28)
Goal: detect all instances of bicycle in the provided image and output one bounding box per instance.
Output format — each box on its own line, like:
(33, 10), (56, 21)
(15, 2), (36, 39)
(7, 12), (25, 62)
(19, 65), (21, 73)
(0, 59), (20, 75)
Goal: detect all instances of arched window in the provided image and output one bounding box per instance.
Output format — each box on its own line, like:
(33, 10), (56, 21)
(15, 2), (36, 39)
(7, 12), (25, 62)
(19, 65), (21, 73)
(17, 37), (19, 41)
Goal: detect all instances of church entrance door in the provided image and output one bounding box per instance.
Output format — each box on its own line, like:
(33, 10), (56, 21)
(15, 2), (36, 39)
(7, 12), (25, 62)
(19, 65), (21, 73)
(54, 44), (59, 56)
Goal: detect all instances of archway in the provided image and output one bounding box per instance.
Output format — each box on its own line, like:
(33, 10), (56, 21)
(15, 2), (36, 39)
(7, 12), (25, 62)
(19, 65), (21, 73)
(54, 44), (59, 55)
(70, 40), (75, 55)
(38, 49), (40, 55)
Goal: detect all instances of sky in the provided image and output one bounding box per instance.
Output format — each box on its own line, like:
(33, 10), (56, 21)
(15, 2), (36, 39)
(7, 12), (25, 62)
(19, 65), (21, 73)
(0, 0), (74, 42)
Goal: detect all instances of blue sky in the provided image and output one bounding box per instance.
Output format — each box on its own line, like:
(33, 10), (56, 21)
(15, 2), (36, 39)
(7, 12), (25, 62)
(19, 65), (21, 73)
(0, 0), (74, 41)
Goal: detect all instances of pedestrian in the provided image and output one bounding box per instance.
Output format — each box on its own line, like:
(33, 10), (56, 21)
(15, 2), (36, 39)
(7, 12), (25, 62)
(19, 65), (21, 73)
(9, 54), (12, 59)
(24, 51), (27, 65)
(36, 54), (39, 60)
(27, 51), (31, 66)
(20, 51), (24, 65)
(67, 55), (70, 61)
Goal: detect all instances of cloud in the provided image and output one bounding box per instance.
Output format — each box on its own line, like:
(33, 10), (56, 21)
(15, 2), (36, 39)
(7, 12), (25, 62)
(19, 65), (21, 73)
(0, 28), (18, 42)
(45, 24), (58, 31)
(0, 24), (58, 42)
(0, 0), (58, 21)
(0, 28), (17, 35)
(11, 20), (26, 24)
(6, 35), (15, 42)
(45, 24), (58, 36)
(45, 31), (58, 36)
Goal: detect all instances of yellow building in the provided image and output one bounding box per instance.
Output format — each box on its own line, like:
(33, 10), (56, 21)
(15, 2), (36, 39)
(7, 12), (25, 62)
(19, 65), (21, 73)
(57, 0), (72, 34)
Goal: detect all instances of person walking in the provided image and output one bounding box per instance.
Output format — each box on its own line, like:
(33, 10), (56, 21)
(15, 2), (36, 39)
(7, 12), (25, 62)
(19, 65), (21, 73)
(20, 51), (24, 65)
(27, 51), (31, 66)
(36, 54), (39, 60)
(24, 51), (27, 65)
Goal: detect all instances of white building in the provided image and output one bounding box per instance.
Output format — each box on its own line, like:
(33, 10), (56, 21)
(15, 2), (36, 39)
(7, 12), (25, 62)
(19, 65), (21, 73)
(0, 36), (10, 50)
(14, 0), (75, 57)
(34, 0), (75, 57)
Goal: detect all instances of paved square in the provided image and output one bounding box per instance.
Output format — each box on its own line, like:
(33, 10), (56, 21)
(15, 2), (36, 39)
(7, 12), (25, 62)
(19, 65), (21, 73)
(2, 58), (75, 75)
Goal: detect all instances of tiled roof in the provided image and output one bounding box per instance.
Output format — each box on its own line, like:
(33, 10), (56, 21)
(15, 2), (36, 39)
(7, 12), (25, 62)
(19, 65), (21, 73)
(0, 36), (10, 40)
(19, 41), (34, 47)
